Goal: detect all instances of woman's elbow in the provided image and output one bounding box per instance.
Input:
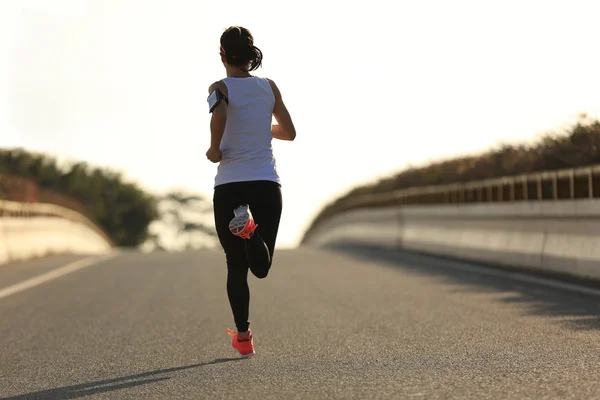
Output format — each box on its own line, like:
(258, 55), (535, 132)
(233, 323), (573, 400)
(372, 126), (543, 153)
(285, 125), (296, 141)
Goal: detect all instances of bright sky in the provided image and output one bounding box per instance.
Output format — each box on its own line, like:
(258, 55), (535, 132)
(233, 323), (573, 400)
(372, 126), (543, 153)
(1, 0), (600, 248)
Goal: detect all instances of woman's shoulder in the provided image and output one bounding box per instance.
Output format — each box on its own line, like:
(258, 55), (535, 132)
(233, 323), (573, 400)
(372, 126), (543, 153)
(208, 79), (228, 97)
(261, 77), (283, 100)
(261, 77), (281, 95)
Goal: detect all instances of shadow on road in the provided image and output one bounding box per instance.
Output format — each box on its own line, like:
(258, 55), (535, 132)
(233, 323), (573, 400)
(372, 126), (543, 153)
(2, 358), (243, 400)
(328, 244), (600, 332)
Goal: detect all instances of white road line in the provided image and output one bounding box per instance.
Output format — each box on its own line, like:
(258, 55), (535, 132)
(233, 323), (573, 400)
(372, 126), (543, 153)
(0, 252), (119, 301)
(402, 252), (600, 298)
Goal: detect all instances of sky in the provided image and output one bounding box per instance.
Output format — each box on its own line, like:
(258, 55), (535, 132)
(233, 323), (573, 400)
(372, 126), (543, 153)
(1, 0), (600, 248)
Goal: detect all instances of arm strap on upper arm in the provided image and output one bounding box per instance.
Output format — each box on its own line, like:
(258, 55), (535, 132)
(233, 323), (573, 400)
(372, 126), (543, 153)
(207, 88), (229, 113)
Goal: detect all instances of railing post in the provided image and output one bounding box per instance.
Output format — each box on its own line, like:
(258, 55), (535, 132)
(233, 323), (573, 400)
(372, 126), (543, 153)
(570, 171), (575, 199)
(537, 177), (542, 200)
(523, 178), (528, 200)
(553, 173), (558, 200)
(589, 169), (594, 199)
(509, 180), (515, 201)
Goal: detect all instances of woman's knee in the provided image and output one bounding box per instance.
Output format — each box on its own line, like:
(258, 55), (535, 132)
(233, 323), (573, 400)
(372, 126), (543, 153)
(250, 261), (271, 279)
(253, 269), (269, 279)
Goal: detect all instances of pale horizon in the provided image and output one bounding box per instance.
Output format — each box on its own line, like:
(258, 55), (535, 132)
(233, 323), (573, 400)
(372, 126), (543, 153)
(2, 0), (600, 248)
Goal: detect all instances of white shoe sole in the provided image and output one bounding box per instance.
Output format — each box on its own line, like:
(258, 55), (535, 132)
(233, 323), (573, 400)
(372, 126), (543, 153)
(229, 207), (254, 236)
(232, 346), (255, 358)
(229, 214), (250, 234)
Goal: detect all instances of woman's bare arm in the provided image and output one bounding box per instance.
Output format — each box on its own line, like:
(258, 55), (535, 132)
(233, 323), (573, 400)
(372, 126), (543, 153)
(267, 79), (296, 141)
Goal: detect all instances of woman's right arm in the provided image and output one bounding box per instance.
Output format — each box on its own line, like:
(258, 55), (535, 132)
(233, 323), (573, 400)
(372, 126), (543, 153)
(267, 79), (296, 141)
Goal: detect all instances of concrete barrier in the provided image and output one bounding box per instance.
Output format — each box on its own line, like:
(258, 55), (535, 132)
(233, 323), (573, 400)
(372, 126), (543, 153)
(0, 200), (113, 265)
(302, 199), (600, 281)
(304, 207), (401, 249)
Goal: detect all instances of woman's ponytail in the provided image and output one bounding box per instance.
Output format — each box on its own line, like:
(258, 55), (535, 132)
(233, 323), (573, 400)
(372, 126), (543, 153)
(247, 45), (263, 72)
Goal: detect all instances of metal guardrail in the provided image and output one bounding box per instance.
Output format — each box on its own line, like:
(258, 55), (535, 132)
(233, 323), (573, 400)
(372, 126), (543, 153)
(0, 199), (113, 246)
(334, 164), (600, 211)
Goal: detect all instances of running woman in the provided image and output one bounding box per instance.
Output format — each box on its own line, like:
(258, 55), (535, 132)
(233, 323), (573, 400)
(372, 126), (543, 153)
(206, 26), (296, 357)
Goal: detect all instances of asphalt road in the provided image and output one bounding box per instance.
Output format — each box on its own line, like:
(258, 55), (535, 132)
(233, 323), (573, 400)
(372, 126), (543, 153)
(2, 246), (600, 399)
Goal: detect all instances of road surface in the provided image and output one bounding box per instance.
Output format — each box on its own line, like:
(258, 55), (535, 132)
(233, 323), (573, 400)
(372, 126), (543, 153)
(1, 247), (600, 399)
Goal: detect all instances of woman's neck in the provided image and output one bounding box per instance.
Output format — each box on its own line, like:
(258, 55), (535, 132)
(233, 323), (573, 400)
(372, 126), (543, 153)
(226, 67), (251, 78)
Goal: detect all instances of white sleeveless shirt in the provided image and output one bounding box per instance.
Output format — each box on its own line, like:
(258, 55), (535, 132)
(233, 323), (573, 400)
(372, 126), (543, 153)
(214, 76), (281, 187)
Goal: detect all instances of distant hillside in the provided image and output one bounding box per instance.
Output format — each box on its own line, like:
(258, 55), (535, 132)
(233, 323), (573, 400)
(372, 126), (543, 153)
(302, 114), (600, 241)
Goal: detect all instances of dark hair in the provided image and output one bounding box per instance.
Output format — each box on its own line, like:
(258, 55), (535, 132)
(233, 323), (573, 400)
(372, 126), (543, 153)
(220, 26), (263, 71)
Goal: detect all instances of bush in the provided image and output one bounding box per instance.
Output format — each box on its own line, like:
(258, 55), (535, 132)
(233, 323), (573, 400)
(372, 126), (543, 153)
(0, 148), (158, 247)
(303, 115), (600, 239)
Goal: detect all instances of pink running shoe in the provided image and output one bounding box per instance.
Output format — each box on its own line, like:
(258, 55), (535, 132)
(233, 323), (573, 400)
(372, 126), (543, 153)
(227, 328), (255, 358)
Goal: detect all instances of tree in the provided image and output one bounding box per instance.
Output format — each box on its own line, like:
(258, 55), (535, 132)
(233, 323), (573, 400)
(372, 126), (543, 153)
(141, 190), (218, 252)
(0, 148), (158, 247)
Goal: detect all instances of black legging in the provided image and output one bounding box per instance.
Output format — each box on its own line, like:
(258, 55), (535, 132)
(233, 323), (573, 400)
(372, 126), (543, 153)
(213, 180), (282, 333)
